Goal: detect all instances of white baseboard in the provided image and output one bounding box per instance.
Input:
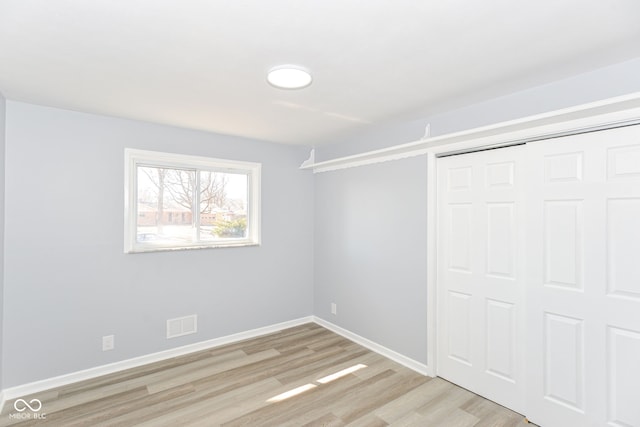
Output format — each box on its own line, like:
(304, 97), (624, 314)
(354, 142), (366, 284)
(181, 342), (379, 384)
(0, 316), (313, 409)
(0, 315), (432, 411)
(312, 316), (432, 377)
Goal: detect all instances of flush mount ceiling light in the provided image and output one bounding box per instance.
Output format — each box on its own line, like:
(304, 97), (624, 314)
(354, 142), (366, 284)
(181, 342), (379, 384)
(267, 65), (312, 89)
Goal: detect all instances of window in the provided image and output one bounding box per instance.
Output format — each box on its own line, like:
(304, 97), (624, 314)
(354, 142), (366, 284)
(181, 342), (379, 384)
(125, 149), (261, 253)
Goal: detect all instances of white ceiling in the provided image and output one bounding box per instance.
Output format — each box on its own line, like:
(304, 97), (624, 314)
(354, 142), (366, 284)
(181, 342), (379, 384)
(1, 0), (639, 146)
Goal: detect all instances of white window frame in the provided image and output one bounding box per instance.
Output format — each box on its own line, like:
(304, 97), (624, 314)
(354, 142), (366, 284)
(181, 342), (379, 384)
(124, 148), (261, 253)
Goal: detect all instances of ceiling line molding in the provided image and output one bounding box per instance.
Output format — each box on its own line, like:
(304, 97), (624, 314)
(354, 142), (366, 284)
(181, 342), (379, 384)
(301, 91), (640, 173)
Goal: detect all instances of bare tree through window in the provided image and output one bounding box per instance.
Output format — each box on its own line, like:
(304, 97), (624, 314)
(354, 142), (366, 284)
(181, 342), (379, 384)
(125, 149), (260, 252)
(137, 167), (247, 243)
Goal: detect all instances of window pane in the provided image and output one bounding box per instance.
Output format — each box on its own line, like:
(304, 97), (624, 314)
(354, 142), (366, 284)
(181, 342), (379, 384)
(126, 148), (260, 252)
(137, 166), (195, 244)
(199, 171), (248, 241)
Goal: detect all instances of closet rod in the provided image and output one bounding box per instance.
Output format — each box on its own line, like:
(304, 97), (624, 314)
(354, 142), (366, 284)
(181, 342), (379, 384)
(437, 117), (640, 158)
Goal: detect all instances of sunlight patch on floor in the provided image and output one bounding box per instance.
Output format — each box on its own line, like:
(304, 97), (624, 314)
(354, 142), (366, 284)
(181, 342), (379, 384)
(267, 384), (317, 403)
(317, 363), (367, 384)
(266, 364), (368, 403)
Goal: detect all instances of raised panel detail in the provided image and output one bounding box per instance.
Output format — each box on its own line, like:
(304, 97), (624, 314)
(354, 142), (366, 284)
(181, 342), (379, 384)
(607, 198), (640, 300)
(544, 152), (583, 183)
(449, 204), (472, 273)
(608, 327), (640, 427)
(486, 299), (515, 382)
(448, 166), (472, 190)
(486, 161), (514, 188)
(486, 203), (515, 278)
(608, 145), (640, 179)
(544, 201), (582, 290)
(448, 291), (472, 366)
(544, 313), (584, 412)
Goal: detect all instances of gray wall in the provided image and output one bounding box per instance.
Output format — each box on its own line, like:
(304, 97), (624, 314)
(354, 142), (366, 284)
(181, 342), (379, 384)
(314, 156), (428, 364)
(2, 101), (314, 387)
(4, 55), (640, 389)
(313, 56), (640, 368)
(0, 93), (6, 389)
(317, 57), (640, 161)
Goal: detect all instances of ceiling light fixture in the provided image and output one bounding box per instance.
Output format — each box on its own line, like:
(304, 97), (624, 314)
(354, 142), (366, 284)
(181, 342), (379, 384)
(267, 65), (312, 89)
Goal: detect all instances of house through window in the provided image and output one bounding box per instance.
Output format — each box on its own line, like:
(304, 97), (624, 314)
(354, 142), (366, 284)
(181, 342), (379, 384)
(125, 149), (261, 252)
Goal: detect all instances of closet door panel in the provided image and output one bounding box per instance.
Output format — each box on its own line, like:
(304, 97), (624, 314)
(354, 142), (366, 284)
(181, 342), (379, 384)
(437, 146), (526, 413)
(526, 125), (640, 427)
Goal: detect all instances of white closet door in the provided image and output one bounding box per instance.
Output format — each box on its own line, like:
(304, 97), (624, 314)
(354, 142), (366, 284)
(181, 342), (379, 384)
(526, 125), (640, 427)
(437, 145), (526, 413)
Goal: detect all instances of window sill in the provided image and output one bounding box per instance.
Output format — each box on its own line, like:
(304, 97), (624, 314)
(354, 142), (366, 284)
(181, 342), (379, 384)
(126, 241), (260, 254)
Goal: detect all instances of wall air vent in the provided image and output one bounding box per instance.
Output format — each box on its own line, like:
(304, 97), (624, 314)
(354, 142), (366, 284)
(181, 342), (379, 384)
(166, 314), (197, 339)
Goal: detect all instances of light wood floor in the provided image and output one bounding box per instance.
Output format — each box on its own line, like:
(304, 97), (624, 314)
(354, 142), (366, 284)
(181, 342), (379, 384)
(0, 323), (533, 426)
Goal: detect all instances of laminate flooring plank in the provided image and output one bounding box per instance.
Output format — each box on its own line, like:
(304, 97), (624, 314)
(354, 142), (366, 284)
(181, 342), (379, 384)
(303, 349), (384, 384)
(44, 348), (249, 414)
(198, 375), (348, 426)
(27, 386), (151, 427)
(350, 355), (405, 381)
(264, 371), (387, 427)
(0, 417), (39, 427)
(158, 346), (322, 420)
(4, 378), (147, 421)
(196, 324), (315, 360)
(0, 324), (532, 427)
(146, 348), (279, 394)
(383, 411), (426, 427)
(241, 326), (329, 355)
(333, 371), (429, 424)
(131, 377), (283, 427)
(343, 414), (389, 427)
(79, 369), (272, 426)
(184, 352), (329, 420)
(57, 347), (219, 397)
(300, 412), (345, 427)
(304, 334), (352, 351)
(70, 384), (196, 427)
(185, 346), (325, 395)
(372, 378), (441, 424)
(433, 408), (481, 427)
(213, 351), (376, 426)
(269, 371), (398, 427)
(459, 395), (528, 427)
(274, 347), (369, 385)
(224, 369), (396, 427)
(415, 384), (477, 424)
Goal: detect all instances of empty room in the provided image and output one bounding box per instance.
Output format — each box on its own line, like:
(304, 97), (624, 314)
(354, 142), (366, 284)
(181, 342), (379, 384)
(0, 1), (639, 426)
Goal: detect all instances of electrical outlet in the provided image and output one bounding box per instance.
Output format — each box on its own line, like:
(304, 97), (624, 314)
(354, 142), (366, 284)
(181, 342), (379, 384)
(102, 335), (115, 351)
(331, 303), (337, 315)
